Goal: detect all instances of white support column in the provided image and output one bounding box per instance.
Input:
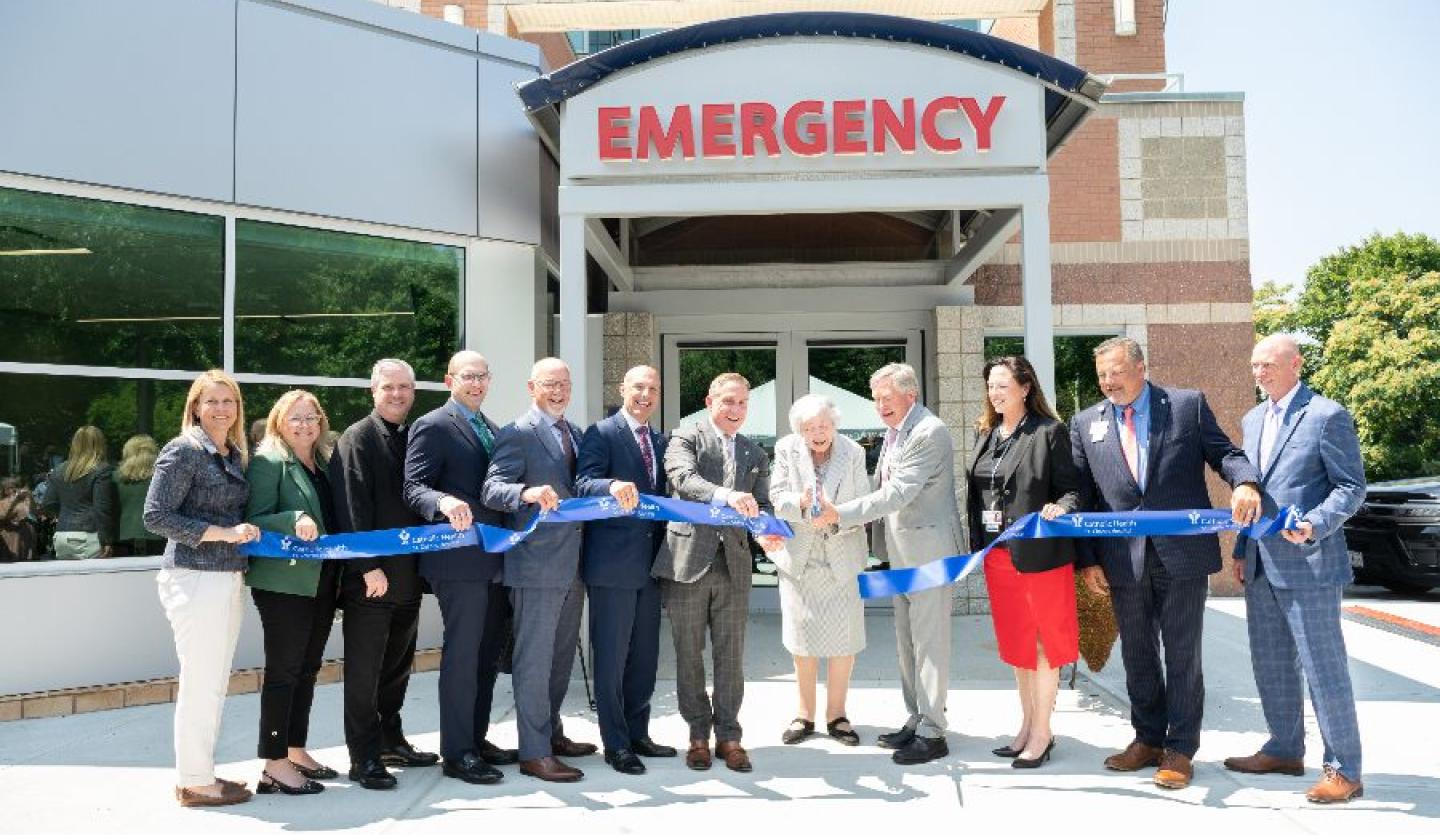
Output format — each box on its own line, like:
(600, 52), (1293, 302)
(1020, 197), (1056, 402)
(465, 238), (543, 422)
(559, 212), (593, 425)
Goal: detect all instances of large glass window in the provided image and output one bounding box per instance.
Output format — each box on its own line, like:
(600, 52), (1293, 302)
(235, 221), (463, 381)
(242, 382), (450, 448)
(0, 187), (223, 370)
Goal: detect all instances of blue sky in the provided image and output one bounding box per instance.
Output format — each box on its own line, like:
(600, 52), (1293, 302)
(1165, 0), (1440, 287)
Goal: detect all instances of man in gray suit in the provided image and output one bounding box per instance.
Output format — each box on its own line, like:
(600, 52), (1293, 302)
(654, 372), (782, 773)
(482, 358), (595, 783)
(1225, 334), (1366, 804)
(817, 362), (963, 765)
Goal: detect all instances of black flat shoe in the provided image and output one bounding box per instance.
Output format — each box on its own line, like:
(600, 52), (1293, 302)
(379, 740), (439, 768)
(604, 748), (647, 775)
(992, 744), (1022, 758)
(827, 717), (860, 747)
(257, 771), (325, 795)
(348, 759), (398, 790)
(1012, 739), (1055, 769)
(876, 726), (916, 750)
(782, 718), (815, 745)
(631, 737), (677, 758)
(892, 736), (948, 765)
(443, 753), (503, 785)
(290, 761), (338, 780)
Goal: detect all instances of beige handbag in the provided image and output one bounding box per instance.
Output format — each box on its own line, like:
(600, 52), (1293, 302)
(52, 531), (102, 560)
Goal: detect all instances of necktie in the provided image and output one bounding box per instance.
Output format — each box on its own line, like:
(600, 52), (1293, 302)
(1119, 405), (1140, 483)
(635, 425), (655, 490)
(1260, 403), (1283, 469)
(469, 415), (494, 455)
(722, 434), (736, 489)
(555, 418), (576, 472)
(881, 427), (898, 483)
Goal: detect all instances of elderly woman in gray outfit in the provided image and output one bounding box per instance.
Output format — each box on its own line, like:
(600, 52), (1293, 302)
(145, 370), (261, 808)
(769, 394), (870, 746)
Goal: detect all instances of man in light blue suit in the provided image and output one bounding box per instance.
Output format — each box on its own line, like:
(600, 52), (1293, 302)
(1225, 334), (1366, 804)
(482, 358), (595, 783)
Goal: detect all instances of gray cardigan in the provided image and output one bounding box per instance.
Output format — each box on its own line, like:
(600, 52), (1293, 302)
(143, 428), (250, 572)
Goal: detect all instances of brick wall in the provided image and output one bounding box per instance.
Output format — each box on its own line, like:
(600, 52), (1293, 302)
(1075, 0), (1167, 90)
(1049, 117), (1121, 242)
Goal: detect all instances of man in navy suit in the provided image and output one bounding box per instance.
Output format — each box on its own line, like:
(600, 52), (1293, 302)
(482, 358), (595, 783)
(1069, 336), (1261, 789)
(574, 365), (678, 775)
(403, 350), (516, 786)
(1224, 334), (1366, 804)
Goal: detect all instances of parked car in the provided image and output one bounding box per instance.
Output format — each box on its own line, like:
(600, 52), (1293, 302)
(1344, 476), (1440, 594)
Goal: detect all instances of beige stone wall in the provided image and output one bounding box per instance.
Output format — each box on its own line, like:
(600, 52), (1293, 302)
(1115, 100), (1248, 242)
(601, 312), (658, 412)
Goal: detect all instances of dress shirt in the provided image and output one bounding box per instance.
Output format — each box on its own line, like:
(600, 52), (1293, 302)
(619, 409), (657, 488)
(450, 398), (492, 446)
(1113, 383), (1152, 492)
(1259, 382), (1300, 469)
(708, 417), (740, 506)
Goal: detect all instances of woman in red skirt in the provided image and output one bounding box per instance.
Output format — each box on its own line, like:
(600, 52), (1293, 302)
(966, 356), (1080, 769)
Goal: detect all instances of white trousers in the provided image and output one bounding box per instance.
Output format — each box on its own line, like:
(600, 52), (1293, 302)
(156, 568), (245, 787)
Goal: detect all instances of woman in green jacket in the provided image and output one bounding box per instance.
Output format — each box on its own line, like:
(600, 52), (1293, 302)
(246, 389), (341, 796)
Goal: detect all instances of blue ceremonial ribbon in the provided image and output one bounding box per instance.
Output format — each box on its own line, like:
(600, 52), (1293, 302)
(241, 493), (793, 560)
(856, 506), (1304, 600)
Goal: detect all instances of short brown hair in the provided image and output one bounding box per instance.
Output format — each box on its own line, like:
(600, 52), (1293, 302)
(708, 372), (750, 397)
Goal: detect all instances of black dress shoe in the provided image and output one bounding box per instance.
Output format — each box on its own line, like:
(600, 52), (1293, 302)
(477, 739), (520, 766)
(876, 726), (917, 750)
(348, 759), (398, 790)
(290, 761), (339, 780)
(891, 736), (949, 765)
(551, 735), (599, 758)
(379, 740), (439, 768)
(630, 737), (678, 758)
(442, 752), (504, 785)
(604, 749), (647, 775)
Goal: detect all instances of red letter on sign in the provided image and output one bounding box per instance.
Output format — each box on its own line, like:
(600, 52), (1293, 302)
(637, 104), (695, 161)
(832, 99), (866, 155)
(701, 103), (737, 158)
(873, 98), (916, 154)
(598, 106), (632, 161)
(921, 96), (963, 153)
(959, 96), (1006, 152)
(783, 100), (827, 156)
(739, 102), (780, 157)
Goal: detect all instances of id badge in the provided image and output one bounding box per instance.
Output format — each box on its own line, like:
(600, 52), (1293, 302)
(981, 509), (1003, 533)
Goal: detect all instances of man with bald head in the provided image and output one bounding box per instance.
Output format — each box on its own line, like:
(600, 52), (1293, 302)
(574, 366), (677, 774)
(1225, 334), (1367, 804)
(483, 358), (594, 782)
(403, 350), (515, 785)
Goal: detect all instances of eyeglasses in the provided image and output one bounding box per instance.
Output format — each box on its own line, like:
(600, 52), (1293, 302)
(534, 379), (572, 391)
(286, 415), (322, 427)
(455, 371), (492, 384)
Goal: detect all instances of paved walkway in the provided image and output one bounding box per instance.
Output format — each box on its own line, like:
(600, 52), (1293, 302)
(3, 598), (1437, 834)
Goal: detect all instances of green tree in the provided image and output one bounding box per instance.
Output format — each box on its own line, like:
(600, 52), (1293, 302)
(1252, 279), (1297, 338)
(1313, 270), (1440, 481)
(1295, 232), (1440, 363)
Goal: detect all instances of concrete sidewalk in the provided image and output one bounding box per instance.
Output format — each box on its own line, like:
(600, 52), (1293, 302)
(2, 605), (1436, 834)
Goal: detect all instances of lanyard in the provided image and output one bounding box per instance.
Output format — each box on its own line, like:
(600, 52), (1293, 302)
(987, 415), (1027, 508)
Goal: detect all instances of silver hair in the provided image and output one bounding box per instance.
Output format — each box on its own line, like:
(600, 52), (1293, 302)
(1093, 336), (1145, 364)
(869, 362), (920, 395)
(788, 394), (842, 435)
(370, 358), (416, 387)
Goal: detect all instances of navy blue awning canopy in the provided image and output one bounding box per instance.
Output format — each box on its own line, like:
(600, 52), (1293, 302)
(517, 11), (1107, 158)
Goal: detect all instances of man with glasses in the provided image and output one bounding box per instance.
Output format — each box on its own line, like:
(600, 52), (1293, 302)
(482, 358), (595, 783)
(403, 351), (516, 785)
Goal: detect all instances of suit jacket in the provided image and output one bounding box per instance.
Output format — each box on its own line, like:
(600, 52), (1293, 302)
(245, 448), (329, 597)
(481, 409), (585, 590)
(652, 420), (771, 584)
(41, 463), (116, 544)
(768, 432), (869, 581)
(834, 404), (963, 569)
(1069, 384), (1260, 586)
(328, 411), (425, 602)
(966, 414), (1081, 573)
(1236, 384), (1366, 588)
(403, 399), (503, 583)
(574, 411), (668, 589)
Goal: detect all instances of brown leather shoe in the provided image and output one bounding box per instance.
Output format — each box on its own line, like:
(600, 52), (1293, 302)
(551, 735), (598, 758)
(1223, 751), (1305, 776)
(716, 740), (752, 773)
(176, 781), (252, 807)
(1306, 765), (1363, 804)
(1103, 740), (1163, 771)
(519, 756), (583, 783)
(1153, 750), (1194, 789)
(686, 739), (712, 771)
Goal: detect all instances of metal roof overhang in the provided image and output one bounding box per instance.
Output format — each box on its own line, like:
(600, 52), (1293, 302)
(500, 0), (1051, 33)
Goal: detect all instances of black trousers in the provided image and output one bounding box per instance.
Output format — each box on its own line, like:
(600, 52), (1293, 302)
(339, 570), (421, 764)
(251, 561), (342, 760)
